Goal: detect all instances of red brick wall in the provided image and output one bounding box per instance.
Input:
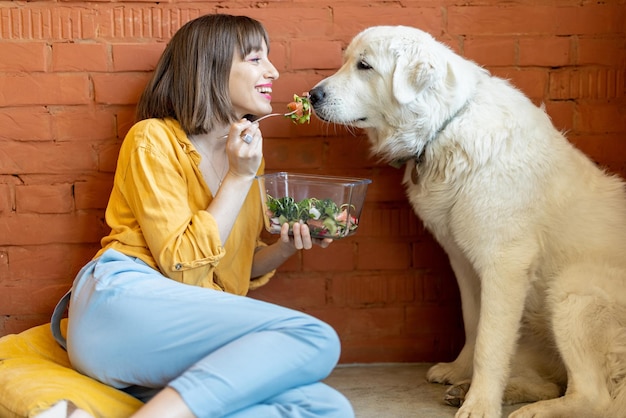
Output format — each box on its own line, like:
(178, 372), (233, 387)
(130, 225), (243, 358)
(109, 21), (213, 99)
(0, 1), (624, 364)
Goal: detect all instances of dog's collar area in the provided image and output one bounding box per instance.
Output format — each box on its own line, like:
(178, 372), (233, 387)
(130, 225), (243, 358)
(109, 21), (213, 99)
(389, 153), (422, 169)
(389, 100), (471, 169)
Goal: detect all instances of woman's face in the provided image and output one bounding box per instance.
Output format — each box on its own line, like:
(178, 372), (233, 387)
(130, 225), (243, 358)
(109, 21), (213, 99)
(229, 41), (279, 118)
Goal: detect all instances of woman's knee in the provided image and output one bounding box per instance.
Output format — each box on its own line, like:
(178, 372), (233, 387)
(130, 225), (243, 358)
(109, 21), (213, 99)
(295, 316), (342, 377)
(317, 320), (341, 363)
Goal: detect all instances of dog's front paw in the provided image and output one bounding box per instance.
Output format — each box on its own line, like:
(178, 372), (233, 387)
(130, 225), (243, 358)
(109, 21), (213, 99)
(455, 397), (501, 418)
(427, 361), (472, 384)
(444, 380), (471, 407)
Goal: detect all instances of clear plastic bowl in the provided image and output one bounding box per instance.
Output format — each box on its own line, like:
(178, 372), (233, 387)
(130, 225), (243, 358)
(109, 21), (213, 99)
(256, 172), (372, 239)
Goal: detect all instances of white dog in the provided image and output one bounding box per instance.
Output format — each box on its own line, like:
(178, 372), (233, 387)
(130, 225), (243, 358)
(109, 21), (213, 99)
(309, 25), (626, 418)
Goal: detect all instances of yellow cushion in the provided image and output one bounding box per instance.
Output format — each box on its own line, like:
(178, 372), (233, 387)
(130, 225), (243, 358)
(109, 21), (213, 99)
(0, 320), (143, 417)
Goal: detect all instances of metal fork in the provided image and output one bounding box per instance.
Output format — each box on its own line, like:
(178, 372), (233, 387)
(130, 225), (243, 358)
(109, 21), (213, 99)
(252, 109), (299, 123)
(220, 109), (299, 138)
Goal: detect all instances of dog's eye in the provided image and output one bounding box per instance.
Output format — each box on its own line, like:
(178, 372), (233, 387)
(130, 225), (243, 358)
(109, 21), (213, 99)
(357, 59), (372, 70)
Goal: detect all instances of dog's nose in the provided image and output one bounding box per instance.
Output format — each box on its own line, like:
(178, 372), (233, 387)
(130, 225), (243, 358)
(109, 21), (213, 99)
(308, 86), (325, 106)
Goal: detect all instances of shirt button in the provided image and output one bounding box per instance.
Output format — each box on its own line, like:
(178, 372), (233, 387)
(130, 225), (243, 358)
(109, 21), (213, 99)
(175, 263), (182, 270)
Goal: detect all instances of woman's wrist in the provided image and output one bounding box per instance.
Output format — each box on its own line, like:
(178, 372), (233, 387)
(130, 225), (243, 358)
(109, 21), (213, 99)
(250, 240), (296, 278)
(276, 238), (298, 259)
(220, 171), (255, 190)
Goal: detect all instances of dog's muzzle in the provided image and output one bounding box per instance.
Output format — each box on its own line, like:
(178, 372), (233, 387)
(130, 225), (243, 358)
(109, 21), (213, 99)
(308, 86), (331, 121)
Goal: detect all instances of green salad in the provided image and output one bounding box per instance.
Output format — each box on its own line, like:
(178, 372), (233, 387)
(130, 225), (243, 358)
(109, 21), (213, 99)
(265, 195), (359, 237)
(286, 93), (312, 124)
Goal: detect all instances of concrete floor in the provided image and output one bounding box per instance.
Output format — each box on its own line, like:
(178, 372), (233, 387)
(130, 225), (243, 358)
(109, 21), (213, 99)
(325, 363), (526, 418)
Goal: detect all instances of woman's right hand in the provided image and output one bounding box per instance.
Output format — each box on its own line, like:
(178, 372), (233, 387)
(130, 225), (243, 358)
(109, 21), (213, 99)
(207, 119), (263, 243)
(224, 119), (263, 181)
(207, 119), (263, 244)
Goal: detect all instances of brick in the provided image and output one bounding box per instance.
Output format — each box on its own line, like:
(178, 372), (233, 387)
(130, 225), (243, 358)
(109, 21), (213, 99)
(115, 107), (137, 139)
(519, 36), (572, 67)
(7, 244), (99, 283)
(569, 134), (626, 164)
(357, 168), (408, 203)
(302, 241), (355, 272)
(556, 5), (626, 35)
(578, 37), (626, 66)
(0, 141), (95, 175)
(0, 73), (91, 106)
(0, 42), (47, 71)
(490, 67), (548, 101)
(97, 140), (123, 173)
(422, 269), (460, 304)
(339, 334), (462, 363)
(357, 238), (412, 270)
(0, 213), (107, 246)
(252, 9), (331, 40)
(52, 42), (108, 71)
(330, 272), (420, 307)
(406, 304), (463, 336)
(356, 203), (424, 238)
(412, 238), (450, 270)
(438, 34), (462, 55)
(0, 314), (52, 337)
(0, 6), (97, 41)
(543, 100), (576, 132)
(448, 5), (626, 36)
(15, 183), (74, 214)
(0, 107), (53, 141)
(92, 73), (152, 105)
(0, 282), (69, 315)
(96, 6), (203, 40)
(463, 37), (516, 67)
(249, 273), (327, 309)
(291, 40), (342, 70)
(577, 102), (626, 134)
(313, 306), (406, 340)
(263, 137), (324, 170)
(3, 244), (90, 289)
(268, 42), (287, 72)
(449, 6), (553, 36)
(0, 250), (8, 283)
(111, 42), (166, 72)
(549, 68), (626, 100)
(53, 107), (117, 142)
(74, 175), (114, 210)
(325, 135), (377, 170)
(0, 184), (13, 213)
(333, 7), (442, 39)
(604, 161), (626, 179)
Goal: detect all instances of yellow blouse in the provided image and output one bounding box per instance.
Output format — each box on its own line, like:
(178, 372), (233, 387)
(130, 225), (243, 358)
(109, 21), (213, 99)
(95, 118), (273, 294)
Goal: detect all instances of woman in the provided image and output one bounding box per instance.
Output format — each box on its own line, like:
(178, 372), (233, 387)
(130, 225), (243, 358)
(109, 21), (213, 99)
(53, 14), (354, 418)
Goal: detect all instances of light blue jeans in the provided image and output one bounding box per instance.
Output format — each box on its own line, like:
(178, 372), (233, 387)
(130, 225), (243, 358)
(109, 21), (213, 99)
(66, 249), (353, 418)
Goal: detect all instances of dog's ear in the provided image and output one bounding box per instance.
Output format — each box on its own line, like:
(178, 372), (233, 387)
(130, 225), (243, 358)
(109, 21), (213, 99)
(392, 45), (443, 104)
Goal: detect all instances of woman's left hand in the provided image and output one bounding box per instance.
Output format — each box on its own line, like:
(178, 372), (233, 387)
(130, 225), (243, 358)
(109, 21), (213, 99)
(251, 222), (333, 278)
(280, 222), (332, 251)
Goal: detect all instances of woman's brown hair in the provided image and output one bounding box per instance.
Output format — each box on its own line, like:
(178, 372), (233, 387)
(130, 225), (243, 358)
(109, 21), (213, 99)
(135, 14), (270, 135)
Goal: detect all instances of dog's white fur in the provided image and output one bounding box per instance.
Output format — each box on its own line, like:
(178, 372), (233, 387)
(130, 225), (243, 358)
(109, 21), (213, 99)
(310, 25), (626, 418)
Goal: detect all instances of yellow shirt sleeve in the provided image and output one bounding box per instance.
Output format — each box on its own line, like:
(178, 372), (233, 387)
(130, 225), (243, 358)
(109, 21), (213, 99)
(96, 118), (273, 294)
